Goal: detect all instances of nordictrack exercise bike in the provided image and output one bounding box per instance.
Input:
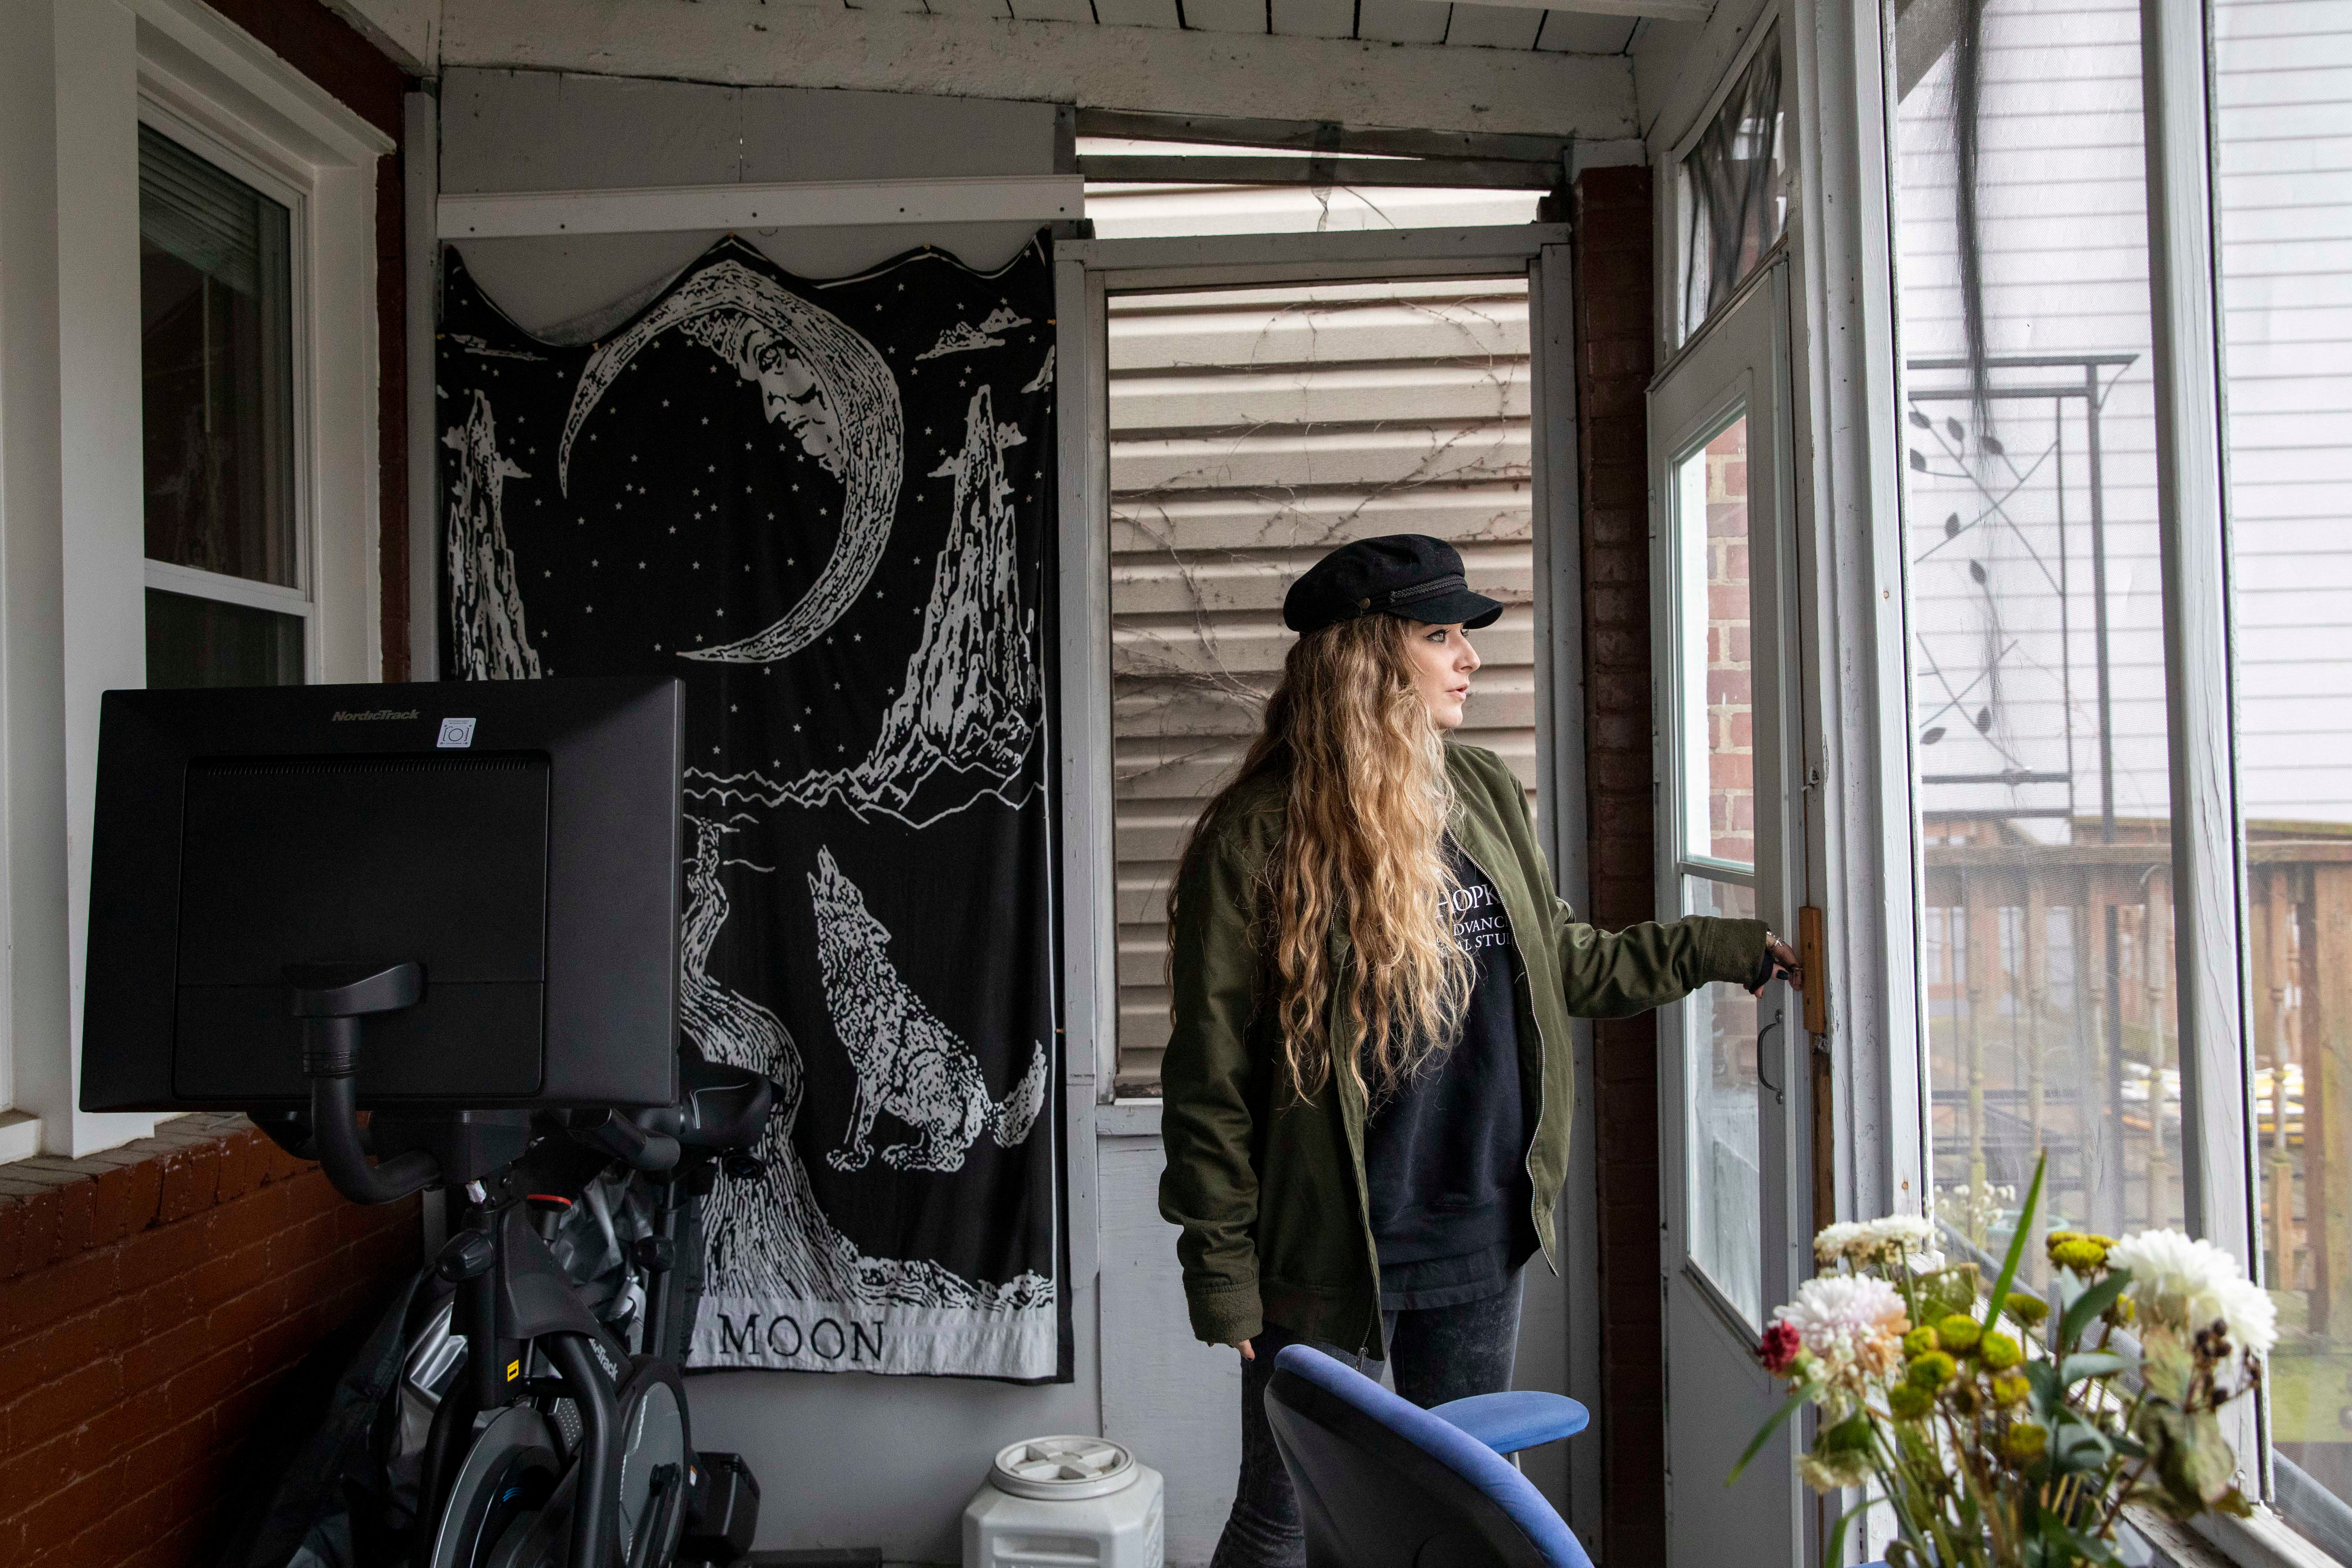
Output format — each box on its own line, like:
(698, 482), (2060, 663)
(77, 676), (761, 1568)
(260, 961), (774, 1568)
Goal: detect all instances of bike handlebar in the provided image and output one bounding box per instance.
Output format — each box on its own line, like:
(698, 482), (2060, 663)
(561, 1108), (682, 1173)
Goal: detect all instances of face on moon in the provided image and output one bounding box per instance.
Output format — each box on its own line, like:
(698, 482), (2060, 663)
(737, 327), (845, 475)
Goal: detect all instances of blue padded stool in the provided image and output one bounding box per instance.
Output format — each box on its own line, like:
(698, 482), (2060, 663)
(1428, 1389), (1590, 1458)
(1264, 1343), (1597, 1568)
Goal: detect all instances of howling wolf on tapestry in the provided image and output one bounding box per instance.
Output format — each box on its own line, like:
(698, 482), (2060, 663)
(438, 236), (1062, 1381)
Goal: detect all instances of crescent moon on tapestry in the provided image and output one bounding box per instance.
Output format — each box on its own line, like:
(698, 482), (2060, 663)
(557, 259), (905, 664)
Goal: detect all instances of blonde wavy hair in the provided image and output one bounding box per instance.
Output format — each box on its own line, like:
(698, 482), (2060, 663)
(1171, 614), (1473, 1103)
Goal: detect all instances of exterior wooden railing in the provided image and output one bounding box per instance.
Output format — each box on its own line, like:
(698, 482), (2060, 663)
(1919, 833), (2352, 1342)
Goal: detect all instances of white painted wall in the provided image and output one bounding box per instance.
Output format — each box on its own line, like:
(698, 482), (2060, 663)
(438, 70), (1059, 336)
(437, 0), (1638, 142)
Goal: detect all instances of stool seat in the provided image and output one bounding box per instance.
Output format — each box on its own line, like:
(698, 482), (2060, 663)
(1426, 1392), (1590, 1457)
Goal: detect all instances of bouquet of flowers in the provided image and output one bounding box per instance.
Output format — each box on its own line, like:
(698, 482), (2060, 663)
(1732, 1157), (2275, 1566)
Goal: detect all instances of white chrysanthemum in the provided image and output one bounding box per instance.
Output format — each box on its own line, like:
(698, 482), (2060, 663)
(2108, 1229), (2278, 1366)
(1775, 1275), (1909, 1391)
(1813, 1221), (1871, 1266)
(2213, 1275), (2279, 1362)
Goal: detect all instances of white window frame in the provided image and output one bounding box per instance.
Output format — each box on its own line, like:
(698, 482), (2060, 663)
(133, 100), (323, 674)
(1784, 0), (2330, 1556)
(0, 0), (389, 1162)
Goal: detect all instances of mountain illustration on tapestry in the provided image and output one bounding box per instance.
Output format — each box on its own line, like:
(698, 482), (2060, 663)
(684, 818), (1050, 1315)
(686, 383), (1040, 829)
(444, 389), (541, 681)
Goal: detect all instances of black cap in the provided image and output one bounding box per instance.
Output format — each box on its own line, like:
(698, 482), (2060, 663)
(1281, 534), (1504, 636)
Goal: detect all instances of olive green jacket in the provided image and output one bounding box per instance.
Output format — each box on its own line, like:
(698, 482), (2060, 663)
(1157, 742), (1767, 1356)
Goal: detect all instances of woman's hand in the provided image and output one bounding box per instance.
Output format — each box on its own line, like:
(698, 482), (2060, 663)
(1232, 1339), (1255, 1362)
(1749, 932), (1804, 996)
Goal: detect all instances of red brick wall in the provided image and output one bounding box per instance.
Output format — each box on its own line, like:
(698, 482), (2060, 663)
(1572, 163), (1667, 1568)
(0, 1115), (421, 1568)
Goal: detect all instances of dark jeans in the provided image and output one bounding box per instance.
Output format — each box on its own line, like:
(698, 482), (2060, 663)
(1208, 1275), (1524, 1568)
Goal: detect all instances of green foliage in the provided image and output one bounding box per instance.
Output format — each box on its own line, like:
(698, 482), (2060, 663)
(1917, 1264), (1983, 1324)
(2058, 1351), (2130, 1386)
(1818, 1411), (1874, 1456)
(1983, 1157), (2046, 1331)
(2056, 1271), (2128, 1351)
(2129, 1325), (2255, 1520)
(1735, 1152), (2266, 1568)
(1726, 1378), (1817, 1488)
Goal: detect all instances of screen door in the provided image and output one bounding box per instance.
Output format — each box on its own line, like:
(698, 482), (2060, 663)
(1651, 263), (1805, 1568)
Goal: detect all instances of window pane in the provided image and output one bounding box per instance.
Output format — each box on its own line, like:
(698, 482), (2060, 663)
(146, 588), (302, 689)
(1684, 874), (1764, 1329)
(139, 126), (297, 589)
(1676, 416), (1755, 866)
(2212, 0), (2352, 1527)
(1679, 37), (1785, 339)
(1888, 0), (2184, 1277)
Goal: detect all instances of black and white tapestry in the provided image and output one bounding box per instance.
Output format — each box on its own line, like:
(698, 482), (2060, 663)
(437, 236), (1063, 1381)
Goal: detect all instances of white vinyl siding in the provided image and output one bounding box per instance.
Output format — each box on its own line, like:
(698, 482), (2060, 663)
(2215, 0), (2352, 826)
(1896, 0), (2352, 833)
(1106, 276), (1537, 1093)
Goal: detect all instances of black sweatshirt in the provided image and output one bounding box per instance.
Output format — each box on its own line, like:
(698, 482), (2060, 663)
(1360, 839), (1538, 1311)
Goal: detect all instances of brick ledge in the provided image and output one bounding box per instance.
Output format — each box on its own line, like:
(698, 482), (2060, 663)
(0, 1113), (317, 1281)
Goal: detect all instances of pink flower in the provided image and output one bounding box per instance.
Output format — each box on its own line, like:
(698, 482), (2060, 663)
(1760, 1320), (1803, 1375)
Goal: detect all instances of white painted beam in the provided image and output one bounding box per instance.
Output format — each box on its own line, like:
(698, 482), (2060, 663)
(318, 0), (443, 75)
(437, 173), (1083, 238)
(438, 0), (1640, 140)
(1474, 0), (1710, 16)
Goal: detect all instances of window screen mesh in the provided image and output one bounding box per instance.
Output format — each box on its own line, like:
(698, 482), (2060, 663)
(1679, 38), (1785, 340)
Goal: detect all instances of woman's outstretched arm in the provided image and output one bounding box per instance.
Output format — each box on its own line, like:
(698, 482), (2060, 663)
(1462, 741), (1789, 1015)
(1548, 903), (1774, 1016)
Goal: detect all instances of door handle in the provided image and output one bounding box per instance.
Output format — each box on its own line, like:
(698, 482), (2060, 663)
(1756, 1006), (1786, 1105)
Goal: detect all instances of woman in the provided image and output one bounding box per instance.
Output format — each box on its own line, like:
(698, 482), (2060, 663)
(1160, 534), (1799, 1568)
